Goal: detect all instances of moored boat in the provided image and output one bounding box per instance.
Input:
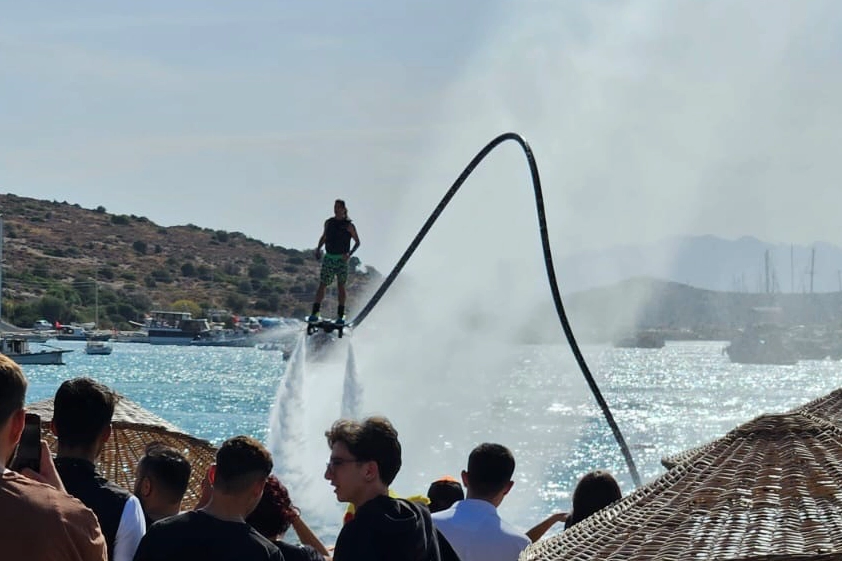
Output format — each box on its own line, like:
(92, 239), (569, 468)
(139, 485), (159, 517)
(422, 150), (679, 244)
(146, 311), (212, 345)
(85, 340), (113, 355)
(1, 336), (72, 365)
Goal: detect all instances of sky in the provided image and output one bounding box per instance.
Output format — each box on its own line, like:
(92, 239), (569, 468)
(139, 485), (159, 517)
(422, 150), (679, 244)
(2, 0), (842, 274)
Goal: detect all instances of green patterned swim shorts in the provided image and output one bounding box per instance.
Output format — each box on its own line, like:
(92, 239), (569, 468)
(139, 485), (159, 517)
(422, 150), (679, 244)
(320, 253), (349, 285)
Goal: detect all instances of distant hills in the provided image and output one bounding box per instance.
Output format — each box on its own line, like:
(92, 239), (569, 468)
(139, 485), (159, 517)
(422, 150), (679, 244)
(558, 236), (842, 294)
(556, 277), (842, 343)
(2, 192), (841, 336)
(0, 194), (380, 327)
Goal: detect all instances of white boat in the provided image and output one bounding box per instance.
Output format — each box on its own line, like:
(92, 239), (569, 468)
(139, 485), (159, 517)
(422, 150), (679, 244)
(85, 340), (113, 355)
(1, 336), (72, 365)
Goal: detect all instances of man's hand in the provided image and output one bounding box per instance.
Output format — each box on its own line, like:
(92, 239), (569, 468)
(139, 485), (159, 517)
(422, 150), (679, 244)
(314, 248), (323, 260)
(22, 440), (66, 492)
(343, 253), (350, 262)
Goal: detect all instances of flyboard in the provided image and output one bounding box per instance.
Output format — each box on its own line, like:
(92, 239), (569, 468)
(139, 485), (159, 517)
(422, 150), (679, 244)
(306, 317), (349, 338)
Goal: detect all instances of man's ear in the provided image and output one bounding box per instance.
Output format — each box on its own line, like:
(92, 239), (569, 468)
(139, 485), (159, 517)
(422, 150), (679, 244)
(364, 460), (378, 483)
(461, 470), (469, 488)
(253, 478), (266, 498)
(9, 409), (25, 445)
(502, 480), (514, 496)
(101, 424), (112, 443)
(139, 476), (152, 497)
(50, 419), (58, 438)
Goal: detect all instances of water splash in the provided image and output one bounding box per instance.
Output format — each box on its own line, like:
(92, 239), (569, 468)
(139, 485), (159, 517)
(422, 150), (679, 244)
(341, 342), (363, 419)
(267, 332), (310, 495)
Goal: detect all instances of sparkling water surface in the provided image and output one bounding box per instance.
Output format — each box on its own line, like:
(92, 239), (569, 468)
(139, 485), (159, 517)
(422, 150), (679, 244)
(19, 339), (842, 542)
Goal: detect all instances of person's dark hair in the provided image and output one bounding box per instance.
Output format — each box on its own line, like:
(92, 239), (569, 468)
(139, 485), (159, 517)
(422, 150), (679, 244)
(137, 443), (192, 503)
(325, 416), (401, 485)
(566, 470), (622, 528)
(214, 435), (272, 494)
(427, 477), (464, 513)
(465, 443), (515, 497)
(0, 354), (27, 426)
(246, 475), (299, 539)
(335, 199), (349, 220)
(53, 377), (117, 448)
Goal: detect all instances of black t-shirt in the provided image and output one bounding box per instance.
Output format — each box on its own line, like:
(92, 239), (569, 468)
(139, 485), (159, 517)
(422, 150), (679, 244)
(133, 510), (283, 561)
(274, 540), (323, 561)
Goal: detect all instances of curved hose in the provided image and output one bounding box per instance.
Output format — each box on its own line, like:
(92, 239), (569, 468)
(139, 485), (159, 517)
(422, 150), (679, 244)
(348, 132), (641, 487)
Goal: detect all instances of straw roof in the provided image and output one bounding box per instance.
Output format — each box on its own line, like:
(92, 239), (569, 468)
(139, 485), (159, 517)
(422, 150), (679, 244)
(522, 412), (842, 561)
(721, 552), (842, 561)
(662, 389), (842, 470)
(27, 397), (216, 509)
(792, 389), (842, 427)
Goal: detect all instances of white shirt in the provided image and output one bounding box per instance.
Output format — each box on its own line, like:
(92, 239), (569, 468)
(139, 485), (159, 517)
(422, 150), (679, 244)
(432, 499), (530, 561)
(114, 495), (146, 561)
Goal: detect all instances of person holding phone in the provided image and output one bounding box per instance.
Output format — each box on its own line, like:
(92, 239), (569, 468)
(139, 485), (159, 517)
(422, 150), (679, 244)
(0, 354), (108, 560)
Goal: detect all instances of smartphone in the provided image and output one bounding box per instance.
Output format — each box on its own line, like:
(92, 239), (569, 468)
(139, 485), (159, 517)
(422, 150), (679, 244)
(11, 413), (42, 473)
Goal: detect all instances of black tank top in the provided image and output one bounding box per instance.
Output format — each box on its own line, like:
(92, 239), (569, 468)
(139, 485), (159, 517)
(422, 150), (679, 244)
(325, 217), (352, 254)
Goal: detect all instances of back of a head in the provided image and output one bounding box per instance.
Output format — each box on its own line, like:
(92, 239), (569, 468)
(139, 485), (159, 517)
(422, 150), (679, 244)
(325, 416), (401, 485)
(53, 377), (117, 448)
(465, 443), (515, 498)
(568, 470), (622, 527)
(0, 354), (26, 427)
(427, 477), (464, 513)
(138, 443), (192, 504)
(246, 475), (298, 540)
(214, 436), (273, 494)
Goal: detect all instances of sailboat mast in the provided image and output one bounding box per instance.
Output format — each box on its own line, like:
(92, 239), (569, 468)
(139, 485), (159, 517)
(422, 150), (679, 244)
(0, 216), (3, 325)
(765, 249), (770, 294)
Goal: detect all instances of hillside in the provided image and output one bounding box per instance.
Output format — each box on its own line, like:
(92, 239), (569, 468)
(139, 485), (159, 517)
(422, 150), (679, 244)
(560, 277), (842, 342)
(0, 194), (381, 328)
(558, 236), (842, 294)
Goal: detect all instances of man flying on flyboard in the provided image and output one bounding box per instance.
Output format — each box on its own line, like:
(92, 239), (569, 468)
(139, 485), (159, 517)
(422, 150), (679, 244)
(306, 199), (360, 336)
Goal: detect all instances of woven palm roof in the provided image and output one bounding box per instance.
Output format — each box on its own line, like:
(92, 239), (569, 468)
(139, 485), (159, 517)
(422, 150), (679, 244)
(662, 389), (842, 470)
(522, 412), (842, 561)
(791, 389), (842, 427)
(27, 396), (216, 509)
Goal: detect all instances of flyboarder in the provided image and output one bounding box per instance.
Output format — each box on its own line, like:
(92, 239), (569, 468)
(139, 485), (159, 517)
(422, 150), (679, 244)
(307, 199), (360, 327)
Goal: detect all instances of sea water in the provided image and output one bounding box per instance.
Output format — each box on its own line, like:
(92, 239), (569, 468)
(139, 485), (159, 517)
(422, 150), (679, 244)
(20, 338), (842, 542)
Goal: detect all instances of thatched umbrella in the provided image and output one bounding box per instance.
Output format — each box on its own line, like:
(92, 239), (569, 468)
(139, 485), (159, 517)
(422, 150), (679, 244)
(27, 397), (216, 509)
(791, 389), (842, 427)
(522, 412), (842, 561)
(661, 389), (842, 470)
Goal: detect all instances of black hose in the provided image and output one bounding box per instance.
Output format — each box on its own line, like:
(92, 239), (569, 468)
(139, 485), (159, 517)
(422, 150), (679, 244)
(348, 132), (641, 487)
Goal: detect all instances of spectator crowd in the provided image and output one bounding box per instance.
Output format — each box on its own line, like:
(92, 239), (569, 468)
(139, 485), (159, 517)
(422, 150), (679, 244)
(0, 353), (621, 560)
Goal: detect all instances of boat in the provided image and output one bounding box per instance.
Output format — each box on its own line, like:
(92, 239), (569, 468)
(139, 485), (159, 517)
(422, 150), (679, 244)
(724, 327), (798, 365)
(190, 328), (253, 347)
(146, 311), (212, 345)
(613, 330), (666, 349)
(85, 340), (113, 355)
(257, 342), (291, 360)
(55, 324), (111, 341)
(0, 336), (72, 365)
